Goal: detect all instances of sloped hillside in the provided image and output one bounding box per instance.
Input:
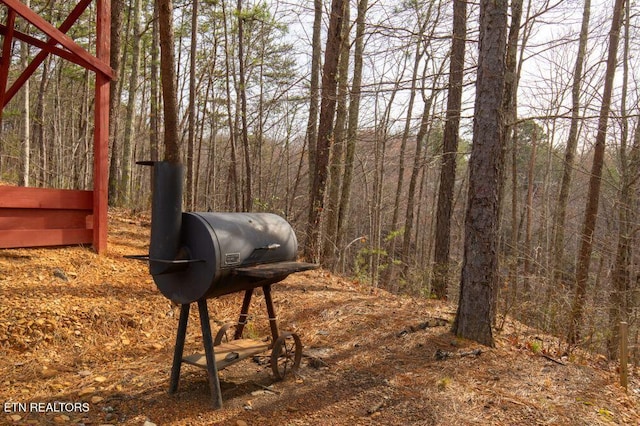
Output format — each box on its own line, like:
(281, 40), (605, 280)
(0, 211), (638, 425)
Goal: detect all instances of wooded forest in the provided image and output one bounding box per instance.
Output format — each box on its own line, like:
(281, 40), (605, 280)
(0, 0), (639, 356)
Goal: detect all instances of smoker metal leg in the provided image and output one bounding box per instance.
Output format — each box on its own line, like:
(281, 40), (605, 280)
(197, 299), (223, 409)
(169, 303), (190, 394)
(263, 285), (279, 342)
(234, 289), (254, 340)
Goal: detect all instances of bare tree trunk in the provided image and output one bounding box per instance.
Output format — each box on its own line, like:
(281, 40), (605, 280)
(186, 0), (198, 210)
(304, 0), (346, 262)
(432, 0), (467, 299)
(205, 61), (220, 211)
(523, 125), (538, 280)
(150, 1), (159, 163)
(220, 0), (239, 210)
(158, 0), (180, 161)
(336, 0), (367, 257)
(256, 22), (265, 204)
(19, 0), (30, 187)
(175, 10), (187, 115)
(552, 0), (591, 284)
(382, 10), (434, 289)
(305, 0), (322, 193)
(236, 0), (252, 211)
(194, 75), (209, 210)
(568, 0), (625, 344)
(323, 1), (350, 268)
(371, 81), (400, 287)
(607, 0), (636, 359)
(108, 0), (123, 203)
(35, 56), (48, 187)
(401, 73), (441, 279)
(33, 0), (53, 187)
(452, 0), (508, 347)
(52, 64), (62, 188)
(119, 0), (142, 205)
(501, 0), (525, 312)
(81, 68), (91, 189)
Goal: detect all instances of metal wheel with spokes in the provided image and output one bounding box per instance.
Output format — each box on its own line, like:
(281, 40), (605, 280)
(270, 332), (302, 380)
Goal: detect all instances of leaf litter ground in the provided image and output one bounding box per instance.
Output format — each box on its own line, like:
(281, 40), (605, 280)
(0, 211), (638, 425)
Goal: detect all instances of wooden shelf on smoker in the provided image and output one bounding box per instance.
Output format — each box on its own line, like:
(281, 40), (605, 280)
(232, 261), (319, 279)
(182, 339), (271, 370)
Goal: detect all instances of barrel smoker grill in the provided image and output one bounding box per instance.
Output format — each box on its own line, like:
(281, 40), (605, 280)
(134, 161), (317, 409)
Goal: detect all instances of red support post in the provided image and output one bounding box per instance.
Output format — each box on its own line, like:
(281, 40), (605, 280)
(93, 0), (111, 253)
(0, 8), (15, 123)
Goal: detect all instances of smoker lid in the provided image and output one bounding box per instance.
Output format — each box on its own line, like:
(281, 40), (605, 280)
(190, 212), (298, 268)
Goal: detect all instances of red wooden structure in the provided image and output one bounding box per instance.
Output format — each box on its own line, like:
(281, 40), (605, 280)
(0, 0), (111, 253)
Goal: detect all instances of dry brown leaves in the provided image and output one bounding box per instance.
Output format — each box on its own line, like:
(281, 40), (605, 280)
(0, 210), (638, 425)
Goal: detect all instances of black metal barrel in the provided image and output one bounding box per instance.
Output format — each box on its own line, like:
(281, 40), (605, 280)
(144, 161), (300, 304)
(154, 211), (298, 303)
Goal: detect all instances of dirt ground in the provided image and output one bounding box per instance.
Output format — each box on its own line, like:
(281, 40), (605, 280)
(1, 211), (639, 425)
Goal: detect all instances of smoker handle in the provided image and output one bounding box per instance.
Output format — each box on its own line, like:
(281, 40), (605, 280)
(124, 254), (204, 264)
(255, 244), (281, 251)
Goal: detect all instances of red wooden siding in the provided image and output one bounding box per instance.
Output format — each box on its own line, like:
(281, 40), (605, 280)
(0, 186), (94, 249)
